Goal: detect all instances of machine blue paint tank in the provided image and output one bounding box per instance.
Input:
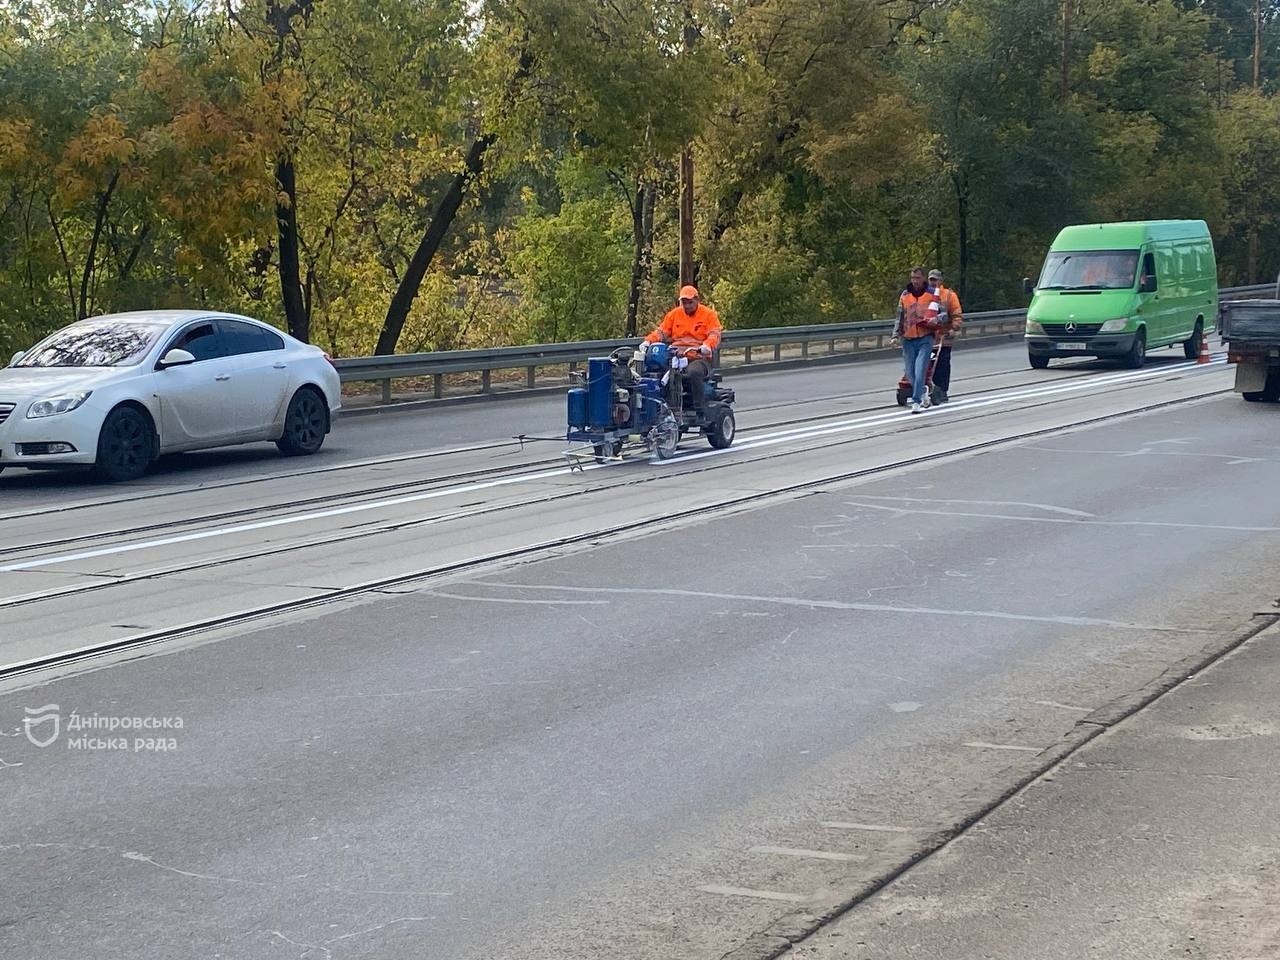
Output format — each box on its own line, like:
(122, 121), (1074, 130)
(587, 358), (613, 429)
(566, 388), (588, 429)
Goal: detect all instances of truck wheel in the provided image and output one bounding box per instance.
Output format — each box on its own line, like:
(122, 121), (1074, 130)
(1183, 321), (1203, 360)
(1123, 329), (1146, 369)
(1262, 370), (1280, 403)
(1029, 353), (1050, 370)
(707, 407), (735, 449)
(1243, 392), (1264, 402)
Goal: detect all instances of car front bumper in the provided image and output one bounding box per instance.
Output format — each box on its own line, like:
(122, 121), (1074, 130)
(1026, 332), (1139, 359)
(0, 398), (105, 468)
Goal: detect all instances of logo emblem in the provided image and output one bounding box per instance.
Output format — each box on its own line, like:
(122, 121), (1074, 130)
(1065, 322), (1077, 334)
(23, 704), (60, 748)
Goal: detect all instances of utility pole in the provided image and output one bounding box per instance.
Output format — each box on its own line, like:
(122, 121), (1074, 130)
(679, 4), (696, 287)
(1061, 0), (1072, 101)
(1254, 0), (1263, 90)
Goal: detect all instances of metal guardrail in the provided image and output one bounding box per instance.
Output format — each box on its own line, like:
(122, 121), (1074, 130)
(336, 286), (1276, 403)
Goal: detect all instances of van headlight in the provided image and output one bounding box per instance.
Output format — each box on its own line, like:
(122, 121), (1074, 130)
(1099, 318), (1130, 333)
(27, 391), (92, 419)
(1026, 319), (1045, 336)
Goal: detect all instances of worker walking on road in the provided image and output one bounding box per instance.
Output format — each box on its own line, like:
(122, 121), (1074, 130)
(929, 268), (963, 403)
(643, 285), (723, 414)
(891, 267), (945, 414)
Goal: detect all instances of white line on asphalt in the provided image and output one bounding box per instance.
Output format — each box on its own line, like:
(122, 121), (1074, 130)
(963, 741), (1043, 753)
(425, 590), (609, 606)
(842, 500), (1280, 533)
(820, 822), (912, 833)
(850, 496), (1096, 518)
(749, 845), (863, 861)
(697, 884), (808, 903)
(1032, 700), (1093, 713)
(0, 358), (1226, 574)
(480, 583), (1201, 632)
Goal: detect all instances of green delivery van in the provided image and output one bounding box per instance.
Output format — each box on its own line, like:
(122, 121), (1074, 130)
(1023, 220), (1218, 369)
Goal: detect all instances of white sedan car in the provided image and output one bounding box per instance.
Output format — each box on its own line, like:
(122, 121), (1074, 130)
(0, 310), (342, 481)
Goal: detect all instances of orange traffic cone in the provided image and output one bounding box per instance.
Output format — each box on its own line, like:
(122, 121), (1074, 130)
(1197, 332), (1211, 365)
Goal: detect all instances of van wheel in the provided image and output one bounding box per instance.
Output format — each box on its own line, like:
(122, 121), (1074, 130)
(1124, 329), (1146, 369)
(1029, 353), (1050, 370)
(1183, 321), (1203, 360)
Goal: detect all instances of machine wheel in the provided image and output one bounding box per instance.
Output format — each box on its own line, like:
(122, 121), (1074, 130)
(593, 440), (624, 463)
(707, 407), (735, 449)
(1029, 353), (1049, 370)
(1183, 321), (1204, 360)
(93, 405), (156, 482)
(1262, 370), (1280, 403)
(1123, 329), (1147, 369)
(652, 414), (679, 460)
(276, 387), (329, 456)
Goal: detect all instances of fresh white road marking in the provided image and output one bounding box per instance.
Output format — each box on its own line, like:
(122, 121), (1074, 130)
(749, 845), (862, 862)
(697, 884), (808, 903)
(963, 741), (1042, 753)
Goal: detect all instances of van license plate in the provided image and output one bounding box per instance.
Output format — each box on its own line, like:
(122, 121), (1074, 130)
(1055, 342), (1087, 350)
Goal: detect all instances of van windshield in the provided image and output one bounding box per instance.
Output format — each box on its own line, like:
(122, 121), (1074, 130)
(1037, 250), (1139, 290)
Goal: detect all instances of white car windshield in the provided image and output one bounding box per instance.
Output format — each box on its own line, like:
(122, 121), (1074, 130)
(15, 320), (167, 368)
(1038, 250), (1139, 290)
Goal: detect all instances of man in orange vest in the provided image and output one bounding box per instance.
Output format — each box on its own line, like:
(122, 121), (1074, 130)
(891, 267), (944, 413)
(643, 284), (723, 413)
(929, 268), (963, 403)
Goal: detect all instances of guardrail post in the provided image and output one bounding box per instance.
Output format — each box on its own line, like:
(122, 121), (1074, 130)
(382, 378), (392, 404)
(744, 345), (752, 364)
(481, 369), (491, 393)
(433, 374), (443, 399)
(828, 338), (835, 354)
(773, 343), (781, 361)
(801, 341), (809, 359)
(526, 366), (536, 389)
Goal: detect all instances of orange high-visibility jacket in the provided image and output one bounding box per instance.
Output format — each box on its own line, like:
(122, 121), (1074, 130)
(895, 287), (943, 340)
(936, 285), (963, 343)
(645, 303), (723, 352)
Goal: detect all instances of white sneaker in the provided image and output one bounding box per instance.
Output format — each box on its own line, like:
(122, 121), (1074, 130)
(921, 393), (932, 410)
(909, 401), (922, 414)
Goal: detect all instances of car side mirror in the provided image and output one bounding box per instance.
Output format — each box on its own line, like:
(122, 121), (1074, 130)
(158, 348), (196, 369)
(9, 351), (24, 366)
(1022, 277), (1034, 295)
(1139, 275), (1157, 294)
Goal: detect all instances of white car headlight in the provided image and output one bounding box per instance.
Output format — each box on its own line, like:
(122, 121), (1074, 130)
(1026, 320), (1045, 336)
(1099, 318), (1129, 333)
(27, 391), (92, 419)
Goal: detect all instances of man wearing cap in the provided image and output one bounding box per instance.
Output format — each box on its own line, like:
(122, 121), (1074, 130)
(642, 285), (723, 414)
(929, 268), (963, 403)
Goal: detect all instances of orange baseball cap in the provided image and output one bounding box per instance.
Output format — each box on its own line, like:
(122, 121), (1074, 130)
(679, 285), (699, 300)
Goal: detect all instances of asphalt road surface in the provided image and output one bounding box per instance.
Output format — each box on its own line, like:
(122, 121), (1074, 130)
(2, 339), (1277, 960)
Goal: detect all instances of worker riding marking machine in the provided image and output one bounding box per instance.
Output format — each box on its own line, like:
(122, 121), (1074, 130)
(564, 342), (737, 470)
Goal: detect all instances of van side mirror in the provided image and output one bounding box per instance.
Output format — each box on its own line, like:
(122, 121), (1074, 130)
(158, 348), (196, 369)
(1022, 277), (1034, 295)
(1138, 274), (1157, 294)
(9, 351), (24, 366)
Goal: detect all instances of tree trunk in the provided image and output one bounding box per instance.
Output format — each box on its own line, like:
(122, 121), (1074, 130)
(1247, 225), (1260, 284)
(375, 133), (495, 356)
(80, 169), (119, 319)
(275, 155), (309, 343)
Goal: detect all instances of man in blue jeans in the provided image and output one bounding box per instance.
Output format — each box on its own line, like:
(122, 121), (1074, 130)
(891, 267), (944, 413)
